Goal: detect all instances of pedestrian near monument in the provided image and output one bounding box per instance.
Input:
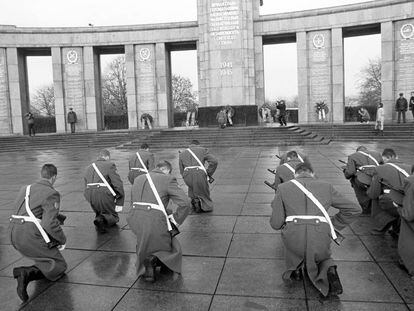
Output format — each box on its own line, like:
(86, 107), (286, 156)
(270, 163), (361, 298)
(276, 100), (287, 126)
(127, 160), (191, 283)
(128, 143), (155, 184)
(141, 113), (153, 129)
(179, 140), (218, 212)
(225, 105), (235, 126)
(10, 164), (67, 302)
(25, 112), (35, 137)
(396, 93), (408, 123)
(375, 102), (384, 136)
(409, 91), (414, 121)
(216, 107), (227, 128)
(83, 149), (124, 233)
(186, 102), (197, 127)
(358, 107), (370, 123)
(67, 108), (77, 133)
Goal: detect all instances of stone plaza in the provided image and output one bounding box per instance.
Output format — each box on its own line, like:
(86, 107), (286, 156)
(0, 141), (413, 310)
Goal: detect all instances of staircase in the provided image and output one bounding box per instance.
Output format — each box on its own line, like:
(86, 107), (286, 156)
(297, 123), (414, 142)
(118, 125), (327, 150)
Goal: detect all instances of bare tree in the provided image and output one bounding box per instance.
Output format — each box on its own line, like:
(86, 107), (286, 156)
(30, 85), (55, 116)
(358, 57), (381, 107)
(102, 56), (127, 115)
(172, 74), (198, 112)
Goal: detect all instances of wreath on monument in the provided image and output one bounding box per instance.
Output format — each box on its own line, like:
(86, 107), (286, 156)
(315, 101), (329, 121)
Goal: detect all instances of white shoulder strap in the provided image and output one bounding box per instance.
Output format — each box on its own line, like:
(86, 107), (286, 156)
(136, 152), (149, 173)
(25, 185), (51, 243)
(358, 151), (379, 166)
(92, 163), (116, 196)
(290, 180), (337, 240)
(283, 163), (295, 174)
(187, 148), (207, 174)
(386, 163), (409, 177)
(297, 154), (304, 163)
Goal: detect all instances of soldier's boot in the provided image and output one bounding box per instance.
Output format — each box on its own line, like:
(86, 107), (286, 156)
(327, 266), (343, 296)
(93, 216), (107, 234)
(290, 269), (302, 281)
(191, 198), (202, 213)
(380, 130), (384, 137)
(143, 255), (159, 282)
(13, 266), (44, 302)
(360, 201), (371, 216)
(159, 262), (173, 275)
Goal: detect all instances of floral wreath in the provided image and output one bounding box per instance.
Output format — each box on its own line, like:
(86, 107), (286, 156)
(315, 101), (329, 121)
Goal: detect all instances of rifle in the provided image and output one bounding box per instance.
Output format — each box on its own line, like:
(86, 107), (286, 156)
(267, 168), (276, 175)
(264, 180), (277, 190)
(338, 159), (347, 165)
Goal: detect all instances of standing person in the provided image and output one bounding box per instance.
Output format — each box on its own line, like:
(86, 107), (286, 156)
(276, 100), (287, 126)
(270, 163), (361, 297)
(186, 102), (197, 127)
(179, 140), (218, 213)
(67, 108), (77, 133)
(127, 161), (191, 283)
(225, 105), (235, 126)
(216, 107), (227, 129)
(10, 164), (67, 302)
(84, 149), (124, 233)
(396, 93), (408, 123)
(375, 103), (385, 136)
(141, 113), (153, 130)
(25, 112), (35, 137)
(343, 146), (383, 215)
(409, 91), (414, 121)
(265, 151), (303, 191)
(128, 143), (155, 184)
(367, 148), (412, 237)
(399, 171), (414, 278)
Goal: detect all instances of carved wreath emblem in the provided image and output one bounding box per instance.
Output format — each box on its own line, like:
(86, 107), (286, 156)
(67, 50), (78, 64)
(139, 48), (151, 61)
(312, 34), (325, 48)
(401, 24), (414, 40)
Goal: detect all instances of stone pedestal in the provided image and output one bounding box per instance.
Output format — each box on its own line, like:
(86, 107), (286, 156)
(381, 21), (395, 123)
(52, 47), (66, 133)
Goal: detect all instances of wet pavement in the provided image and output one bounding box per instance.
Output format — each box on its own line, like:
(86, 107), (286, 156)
(0, 141), (413, 310)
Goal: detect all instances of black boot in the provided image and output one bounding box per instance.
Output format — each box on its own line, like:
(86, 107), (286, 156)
(159, 262), (173, 275)
(291, 269), (302, 281)
(57, 213), (67, 225)
(191, 198), (202, 213)
(93, 216), (107, 233)
(143, 255), (159, 282)
(327, 266), (343, 295)
(13, 266), (44, 302)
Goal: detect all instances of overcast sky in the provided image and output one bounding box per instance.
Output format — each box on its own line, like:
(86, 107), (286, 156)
(2, 0), (377, 100)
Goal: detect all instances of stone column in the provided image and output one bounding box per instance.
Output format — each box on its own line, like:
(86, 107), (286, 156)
(0, 48), (11, 134)
(254, 35), (264, 107)
(125, 44), (138, 130)
(296, 31), (308, 124)
(197, 0), (256, 107)
(51, 47), (66, 133)
(6, 48), (24, 134)
(83, 46), (98, 131)
(331, 27), (344, 123)
(381, 21), (395, 123)
(155, 43), (169, 128)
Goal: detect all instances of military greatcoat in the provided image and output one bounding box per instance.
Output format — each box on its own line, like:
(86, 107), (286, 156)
(127, 169), (191, 276)
(10, 180), (67, 281)
(273, 159), (303, 189)
(270, 174), (361, 296)
(399, 175), (414, 275)
(179, 144), (218, 211)
(127, 150), (155, 184)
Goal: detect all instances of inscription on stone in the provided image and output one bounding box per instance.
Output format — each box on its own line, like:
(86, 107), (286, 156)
(64, 48), (84, 121)
(220, 61), (233, 75)
(209, 1), (240, 45)
(397, 24), (414, 94)
(136, 46), (156, 110)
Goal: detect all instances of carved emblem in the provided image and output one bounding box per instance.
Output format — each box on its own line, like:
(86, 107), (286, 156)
(313, 34), (325, 48)
(139, 48), (151, 61)
(67, 50), (78, 64)
(401, 24), (414, 40)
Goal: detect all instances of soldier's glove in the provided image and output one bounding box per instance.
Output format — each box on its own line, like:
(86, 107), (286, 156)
(115, 205), (123, 212)
(168, 215), (180, 237)
(58, 244), (66, 251)
(208, 175), (215, 184)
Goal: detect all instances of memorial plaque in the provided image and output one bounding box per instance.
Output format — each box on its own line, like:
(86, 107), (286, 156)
(0, 49), (10, 132)
(395, 21), (414, 97)
(63, 48), (85, 129)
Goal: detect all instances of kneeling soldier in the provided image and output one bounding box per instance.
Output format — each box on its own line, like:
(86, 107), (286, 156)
(128, 161), (191, 282)
(265, 151), (304, 191)
(127, 143), (155, 184)
(270, 163), (361, 297)
(10, 164), (67, 302)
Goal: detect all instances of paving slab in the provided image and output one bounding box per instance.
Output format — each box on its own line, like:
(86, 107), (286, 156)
(210, 295), (307, 311)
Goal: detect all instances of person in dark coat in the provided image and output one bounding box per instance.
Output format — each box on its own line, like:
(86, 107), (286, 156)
(127, 143), (155, 184)
(343, 146), (383, 215)
(266, 151), (303, 191)
(67, 108), (77, 133)
(127, 161), (191, 282)
(25, 112), (35, 136)
(270, 163), (361, 297)
(396, 93), (408, 123)
(367, 148), (412, 237)
(399, 172), (414, 278)
(179, 140), (218, 212)
(10, 164), (67, 302)
(409, 91), (414, 121)
(216, 108), (227, 129)
(276, 100), (287, 126)
(84, 149), (124, 233)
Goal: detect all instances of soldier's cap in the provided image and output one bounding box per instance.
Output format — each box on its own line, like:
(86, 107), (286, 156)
(399, 93), (403, 96)
(390, 189), (404, 205)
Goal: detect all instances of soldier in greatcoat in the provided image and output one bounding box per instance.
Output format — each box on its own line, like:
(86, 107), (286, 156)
(127, 161), (191, 282)
(266, 151), (303, 191)
(367, 148), (412, 236)
(277, 150), (310, 166)
(343, 146), (383, 215)
(84, 149), (124, 233)
(10, 164), (67, 302)
(270, 163), (361, 297)
(179, 140), (218, 212)
(399, 173), (414, 278)
(127, 143), (155, 184)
